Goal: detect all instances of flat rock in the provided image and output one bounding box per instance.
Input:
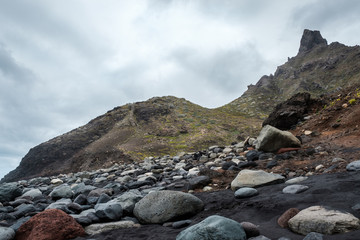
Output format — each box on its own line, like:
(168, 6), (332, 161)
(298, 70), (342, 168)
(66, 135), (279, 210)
(133, 190), (204, 224)
(15, 209), (85, 240)
(84, 220), (140, 235)
(288, 206), (360, 235)
(282, 185), (309, 194)
(231, 170), (285, 190)
(176, 215), (246, 240)
(234, 187), (258, 198)
(346, 160), (360, 171)
(255, 125), (301, 152)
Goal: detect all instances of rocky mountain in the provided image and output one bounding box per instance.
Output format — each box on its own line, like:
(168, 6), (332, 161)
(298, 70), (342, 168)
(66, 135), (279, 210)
(2, 29), (360, 183)
(221, 29), (360, 118)
(1, 97), (260, 182)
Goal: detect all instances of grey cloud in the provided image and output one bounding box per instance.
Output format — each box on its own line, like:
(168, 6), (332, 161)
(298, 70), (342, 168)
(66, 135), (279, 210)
(169, 45), (267, 93)
(291, 0), (360, 30)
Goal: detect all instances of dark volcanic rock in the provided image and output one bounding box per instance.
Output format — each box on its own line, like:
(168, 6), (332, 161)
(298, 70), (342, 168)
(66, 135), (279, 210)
(298, 29), (327, 54)
(262, 92), (321, 130)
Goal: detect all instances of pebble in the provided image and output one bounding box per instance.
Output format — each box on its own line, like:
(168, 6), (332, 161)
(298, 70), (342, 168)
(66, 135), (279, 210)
(282, 185), (309, 194)
(234, 187), (259, 198)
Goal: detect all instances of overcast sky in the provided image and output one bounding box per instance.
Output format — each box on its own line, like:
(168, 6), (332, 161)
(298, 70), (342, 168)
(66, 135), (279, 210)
(1, 0), (360, 180)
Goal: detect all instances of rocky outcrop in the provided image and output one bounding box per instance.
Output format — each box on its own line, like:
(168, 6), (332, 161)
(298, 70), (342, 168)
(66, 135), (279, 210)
(262, 92), (321, 130)
(298, 29), (328, 54)
(222, 30), (360, 118)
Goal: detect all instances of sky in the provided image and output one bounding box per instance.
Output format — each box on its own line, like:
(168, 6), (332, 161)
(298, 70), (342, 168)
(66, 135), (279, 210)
(1, 0), (360, 180)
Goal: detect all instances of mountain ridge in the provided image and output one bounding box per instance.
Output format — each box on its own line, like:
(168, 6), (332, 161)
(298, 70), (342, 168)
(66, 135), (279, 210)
(2, 29), (360, 183)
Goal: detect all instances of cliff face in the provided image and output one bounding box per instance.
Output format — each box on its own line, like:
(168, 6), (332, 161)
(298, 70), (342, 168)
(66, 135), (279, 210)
(221, 29), (360, 118)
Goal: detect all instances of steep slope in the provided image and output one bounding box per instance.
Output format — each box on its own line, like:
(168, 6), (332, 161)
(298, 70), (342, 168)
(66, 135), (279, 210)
(1, 96), (260, 182)
(220, 29), (360, 118)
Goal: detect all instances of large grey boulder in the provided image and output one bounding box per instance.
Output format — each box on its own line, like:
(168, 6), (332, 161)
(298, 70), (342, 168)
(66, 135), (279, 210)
(231, 170), (284, 190)
(288, 206), (360, 235)
(255, 125), (301, 152)
(0, 226), (15, 240)
(133, 190), (204, 224)
(176, 215), (246, 240)
(0, 183), (22, 202)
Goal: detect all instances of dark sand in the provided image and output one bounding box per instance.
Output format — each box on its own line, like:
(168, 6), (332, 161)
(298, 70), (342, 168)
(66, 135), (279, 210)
(74, 171), (360, 240)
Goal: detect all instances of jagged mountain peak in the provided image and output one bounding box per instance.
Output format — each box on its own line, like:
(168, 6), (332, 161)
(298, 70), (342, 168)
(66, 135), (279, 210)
(298, 29), (328, 54)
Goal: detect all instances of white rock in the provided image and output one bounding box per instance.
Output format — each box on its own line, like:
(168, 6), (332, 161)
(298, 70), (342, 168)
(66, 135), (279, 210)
(288, 206), (360, 235)
(50, 178), (63, 185)
(285, 177), (308, 185)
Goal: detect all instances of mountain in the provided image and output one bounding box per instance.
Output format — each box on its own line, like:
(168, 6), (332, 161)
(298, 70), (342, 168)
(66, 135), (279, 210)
(1, 96), (260, 182)
(221, 29), (360, 118)
(2, 29), (360, 183)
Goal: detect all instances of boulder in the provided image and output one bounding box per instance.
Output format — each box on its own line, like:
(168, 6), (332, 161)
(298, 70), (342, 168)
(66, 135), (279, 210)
(288, 206), (360, 235)
(231, 170), (284, 190)
(85, 220), (140, 235)
(133, 190), (204, 224)
(188, 176), (211, 190)
(234, 187), (258, 198)
(262, 92), (317, 130)
(49, 185), (73, 199)
(346, 160), (360, 171)
(255, 125), (301, 152)
(21, 189), (43, 200)
(15, 209), (85, 240)
(176, 215), (246, 240)
(113, 190), (143, 215)
(0, 182), (22, 202)
(0, 226), (15, 240)
(94, 202), (123, 221)
(282, 185), (309, 194)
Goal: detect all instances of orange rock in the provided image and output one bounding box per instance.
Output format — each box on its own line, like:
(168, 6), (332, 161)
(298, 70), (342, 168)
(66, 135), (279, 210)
(15, 209), (85, 240)
(277, 208), (300, 228)
(277, 148), (301, 154)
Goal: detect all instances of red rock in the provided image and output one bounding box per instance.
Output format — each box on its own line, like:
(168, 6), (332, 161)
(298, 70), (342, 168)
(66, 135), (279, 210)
(277, 148), (301, 154)
(15, 209), (85, 240)
(278, 208), (300, 228)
